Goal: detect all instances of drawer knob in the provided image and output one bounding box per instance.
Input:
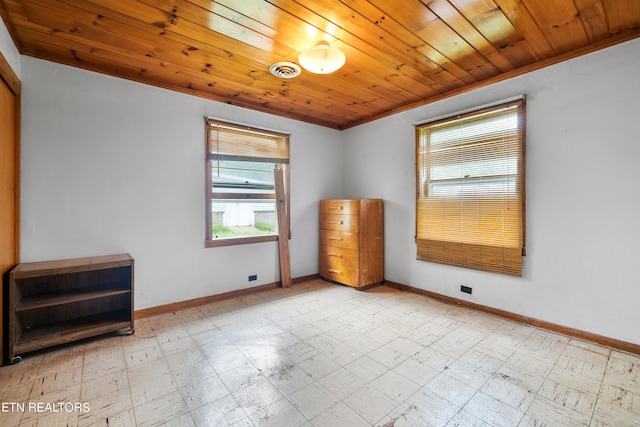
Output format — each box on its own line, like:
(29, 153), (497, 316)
(328, 220), (344, 224)
(328, 253), (343, 258)
(328, 237), (343, 241)
(328, 206), (344, 210)
(329, 269), (343, 275)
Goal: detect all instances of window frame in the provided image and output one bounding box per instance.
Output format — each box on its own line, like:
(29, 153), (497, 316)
(205, 118), (290, 248)
(415, 98), (526, 276)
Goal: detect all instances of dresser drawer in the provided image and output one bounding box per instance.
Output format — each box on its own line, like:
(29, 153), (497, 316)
(320, 213), (359, 232)
(319, 245), (359, 267)
(320, 199), (359, 215)
(319, 261), (359, 286)
(319, 230), (359, 250)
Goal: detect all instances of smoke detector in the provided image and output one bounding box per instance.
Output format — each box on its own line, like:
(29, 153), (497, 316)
(269, 62), (301, 79)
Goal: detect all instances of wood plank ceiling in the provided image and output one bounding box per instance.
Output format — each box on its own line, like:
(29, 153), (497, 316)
(1, 0), (639, 129)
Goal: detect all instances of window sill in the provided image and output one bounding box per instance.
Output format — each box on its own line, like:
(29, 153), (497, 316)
(205, 234), (278, 248)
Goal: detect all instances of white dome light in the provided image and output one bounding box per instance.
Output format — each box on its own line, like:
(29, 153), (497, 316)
(298, 41), (346, 74)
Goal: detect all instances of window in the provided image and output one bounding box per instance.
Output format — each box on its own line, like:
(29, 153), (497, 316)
(415, 98), (526, 276)
(205, 118), (290, 247)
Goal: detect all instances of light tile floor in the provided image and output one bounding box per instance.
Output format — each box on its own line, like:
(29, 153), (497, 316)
(1, 280), (640, 426)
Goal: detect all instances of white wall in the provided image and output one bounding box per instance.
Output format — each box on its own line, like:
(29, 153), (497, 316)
(0, 17), (20, 78)
(19, 57), (343, 309)
(343, 38), (640, 345)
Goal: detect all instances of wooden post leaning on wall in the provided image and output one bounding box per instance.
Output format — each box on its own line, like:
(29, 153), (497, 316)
(274, 168), (291, 288)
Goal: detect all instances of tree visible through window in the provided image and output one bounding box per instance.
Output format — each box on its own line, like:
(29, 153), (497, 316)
(415, 98), (526, 276)
(205, 118), (290, 247)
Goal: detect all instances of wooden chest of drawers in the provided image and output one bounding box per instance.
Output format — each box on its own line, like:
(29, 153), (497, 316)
(319, 199), (384, 288)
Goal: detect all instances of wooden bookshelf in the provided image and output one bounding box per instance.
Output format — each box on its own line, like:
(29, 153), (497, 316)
(8, 254), (134, 364)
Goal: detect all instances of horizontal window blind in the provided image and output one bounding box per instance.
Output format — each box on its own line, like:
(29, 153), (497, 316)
(207, 119), (289, 163)
(416, 99), (526, 276)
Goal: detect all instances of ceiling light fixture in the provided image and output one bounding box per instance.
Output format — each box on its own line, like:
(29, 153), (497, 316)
(298, 41), (346, 74)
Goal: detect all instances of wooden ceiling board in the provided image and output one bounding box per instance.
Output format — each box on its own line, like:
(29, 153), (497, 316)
(449, 0), (538, 68)
(328, 0), (470, 95)
(574, 0), (609, 42)
(522, 0), (590, 54)
(366, 0), (479, 86)
(1, 0), (639, 129)
(604, 0), (640, 34)
(492, 0), (556, 60)
(421, 0), (516, 72)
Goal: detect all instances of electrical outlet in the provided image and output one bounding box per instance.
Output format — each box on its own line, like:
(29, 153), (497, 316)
(460, 285), (472, 294)
(248, 275), (257, 281)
